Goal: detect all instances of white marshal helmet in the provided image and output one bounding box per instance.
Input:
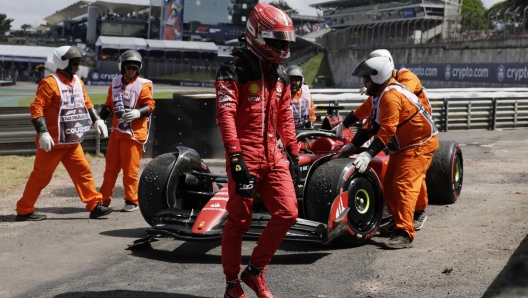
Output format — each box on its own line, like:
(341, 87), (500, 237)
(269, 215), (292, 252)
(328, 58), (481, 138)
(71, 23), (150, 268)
(286, 65), (304, 85)
(118, 50), (142, 74)
(52, 46), (86, 70)
(351, 56), (393, 85)
(368, 49), (395, 71)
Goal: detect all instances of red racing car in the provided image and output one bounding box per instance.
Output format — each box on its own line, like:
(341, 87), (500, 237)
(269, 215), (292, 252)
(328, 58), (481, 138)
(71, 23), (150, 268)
(129, 106), (463, 248)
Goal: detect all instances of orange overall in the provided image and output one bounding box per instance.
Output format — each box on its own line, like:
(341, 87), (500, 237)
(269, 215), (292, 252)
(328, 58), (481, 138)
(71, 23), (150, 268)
(354, 79), (438, 240)
(16, 72), (102, 215)
(99, 76), (154, 206)
(392, 68), (433, 211)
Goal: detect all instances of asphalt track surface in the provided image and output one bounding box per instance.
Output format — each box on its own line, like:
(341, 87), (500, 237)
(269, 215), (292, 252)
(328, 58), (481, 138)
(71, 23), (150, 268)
(0, 84), (527, 297)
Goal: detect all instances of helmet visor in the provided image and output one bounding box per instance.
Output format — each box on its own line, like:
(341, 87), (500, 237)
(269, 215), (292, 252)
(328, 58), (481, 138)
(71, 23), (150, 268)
(261, 30), (296, 42)
(351, 60), (379, 78)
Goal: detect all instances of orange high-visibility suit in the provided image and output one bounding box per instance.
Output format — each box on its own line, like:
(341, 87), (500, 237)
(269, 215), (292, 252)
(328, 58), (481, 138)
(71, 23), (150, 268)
(99, 76), (155, 207)
(392, 68), (433, 211)
(393, 69), (432, 115)
(16, 72), (103, 215)
(354, 79), (438, 240)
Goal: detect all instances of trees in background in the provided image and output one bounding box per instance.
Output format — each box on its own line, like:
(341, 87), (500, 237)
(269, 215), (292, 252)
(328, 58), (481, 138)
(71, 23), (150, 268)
(0, 13), (14, 40)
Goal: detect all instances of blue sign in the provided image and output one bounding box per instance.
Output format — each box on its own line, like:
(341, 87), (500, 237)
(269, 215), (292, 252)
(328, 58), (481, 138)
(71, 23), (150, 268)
(86, 72), (120, 86)
(397, 63), (528, 83)
(324, 18), (333, 26)
(403, 8), (415, 18)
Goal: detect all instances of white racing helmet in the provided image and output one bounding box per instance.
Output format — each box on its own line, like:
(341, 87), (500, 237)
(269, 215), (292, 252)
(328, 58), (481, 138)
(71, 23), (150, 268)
(368, 49), (395, 70)
(52, 46), (86, 71)
(118, 50), (142, 75)
(352, 56), (393, 85)
(286, 65), (304, 85)
(352, 56), (393, 96)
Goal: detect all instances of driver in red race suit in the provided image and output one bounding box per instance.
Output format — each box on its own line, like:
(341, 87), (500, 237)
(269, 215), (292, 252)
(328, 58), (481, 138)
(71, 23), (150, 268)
(215, 3), (300, 298)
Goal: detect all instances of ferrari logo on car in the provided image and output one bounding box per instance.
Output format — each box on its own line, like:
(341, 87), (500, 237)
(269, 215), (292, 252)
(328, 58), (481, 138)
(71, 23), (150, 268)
(199, 221), (205, 227)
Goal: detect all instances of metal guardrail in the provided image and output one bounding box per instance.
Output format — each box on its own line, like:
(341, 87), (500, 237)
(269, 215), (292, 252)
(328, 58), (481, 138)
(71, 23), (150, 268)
(0, 107), (107, 156)
(311, 97), (528, 132)
(0, 96), (527, 156)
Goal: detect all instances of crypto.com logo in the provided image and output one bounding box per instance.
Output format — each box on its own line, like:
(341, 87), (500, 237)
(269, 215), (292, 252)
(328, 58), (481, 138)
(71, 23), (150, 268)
(497, 65), (505, 82)
(444, 65), (451, 80)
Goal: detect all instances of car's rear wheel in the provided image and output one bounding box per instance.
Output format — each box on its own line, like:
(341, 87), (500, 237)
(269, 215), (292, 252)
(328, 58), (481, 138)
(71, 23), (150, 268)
(426, 141), (463, 204)
(304, 159), (383, 245)
(138, 148), (214, 226)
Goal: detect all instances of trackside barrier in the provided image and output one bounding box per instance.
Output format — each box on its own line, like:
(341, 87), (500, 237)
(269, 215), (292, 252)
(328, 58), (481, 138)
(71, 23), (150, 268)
(310, 97), (528, 132)
(0, 106), (108, 156)
(0, 96), (527, 156)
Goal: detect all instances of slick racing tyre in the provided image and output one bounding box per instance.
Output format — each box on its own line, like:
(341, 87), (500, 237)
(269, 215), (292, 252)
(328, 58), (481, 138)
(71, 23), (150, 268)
(304, 159), (384, 246)
(138, 147), (214, 226)
(426, 141), (463, 204)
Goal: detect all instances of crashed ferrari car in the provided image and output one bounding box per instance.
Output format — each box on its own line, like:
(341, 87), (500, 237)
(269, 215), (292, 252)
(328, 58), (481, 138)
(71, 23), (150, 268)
(129, 111), (463, 249)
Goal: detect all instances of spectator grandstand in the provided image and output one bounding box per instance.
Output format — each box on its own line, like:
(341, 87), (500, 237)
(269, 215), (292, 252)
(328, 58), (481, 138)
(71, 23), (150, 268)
(311, 0), (462, 46)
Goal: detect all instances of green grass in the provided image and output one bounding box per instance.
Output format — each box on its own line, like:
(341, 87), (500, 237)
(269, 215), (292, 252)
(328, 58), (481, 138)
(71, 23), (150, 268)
(17, 91), (176, 106)
(299, 52), (335, 88)
(0, 155), (67, 195)
(152, 71), (215, 82)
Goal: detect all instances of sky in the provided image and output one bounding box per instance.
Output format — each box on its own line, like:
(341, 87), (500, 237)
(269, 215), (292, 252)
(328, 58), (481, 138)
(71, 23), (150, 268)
(5, 0), (502, 30)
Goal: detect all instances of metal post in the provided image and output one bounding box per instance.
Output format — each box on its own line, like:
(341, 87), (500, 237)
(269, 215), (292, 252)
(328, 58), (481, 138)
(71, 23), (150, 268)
(511, 7), (520, 36)
(401, 20), (408, 42)
(383, 22), (388, 43)
(487, 8), (495, 31)
(469, 12), (477, 32)
(523, 6), (528, 34)
(478, 10), (485, 31)
(503, 8), (511, 33)
(371, 23), (377, 44)
(407, 21), (411, 42)
(492, 98), (497, 130)
(514, 101), (518, 126)
(444, 98), (449, 132)
(147, 2), (151, 39)
(378, 23), (382, 43)
(96, 130), (101, 156)
(467, 101), (471, 128)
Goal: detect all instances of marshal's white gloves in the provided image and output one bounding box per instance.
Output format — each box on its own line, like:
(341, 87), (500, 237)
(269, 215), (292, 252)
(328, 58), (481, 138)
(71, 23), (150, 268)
(331, 123), (346, 139)
(39, 132), (54, 152)
(123, 109), (141, 123)
(94, 119), (108, 138)
(359, 87), (367, 95)
(353, 151), (373, 173)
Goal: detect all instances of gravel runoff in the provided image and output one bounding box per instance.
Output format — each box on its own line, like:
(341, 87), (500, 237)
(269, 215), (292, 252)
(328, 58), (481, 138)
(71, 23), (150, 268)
(0, 129), (527, 298)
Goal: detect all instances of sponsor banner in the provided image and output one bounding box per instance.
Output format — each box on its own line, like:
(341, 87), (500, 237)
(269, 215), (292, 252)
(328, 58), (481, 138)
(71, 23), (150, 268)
(324, 17), (333, 26)
(397, 63), (528, 83)
(193, 24), (246, 39)
(86, 72), (120, 85)
(162, 0), (184, 40)
(178, 81), (215, 88)
(403, 8), (415, 18)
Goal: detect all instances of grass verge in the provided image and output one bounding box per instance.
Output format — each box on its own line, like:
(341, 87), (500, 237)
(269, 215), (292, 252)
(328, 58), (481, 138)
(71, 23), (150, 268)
(17, 91), (176, 106)
(299, 52), (334, 88)
(0, 155), (70, 196)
